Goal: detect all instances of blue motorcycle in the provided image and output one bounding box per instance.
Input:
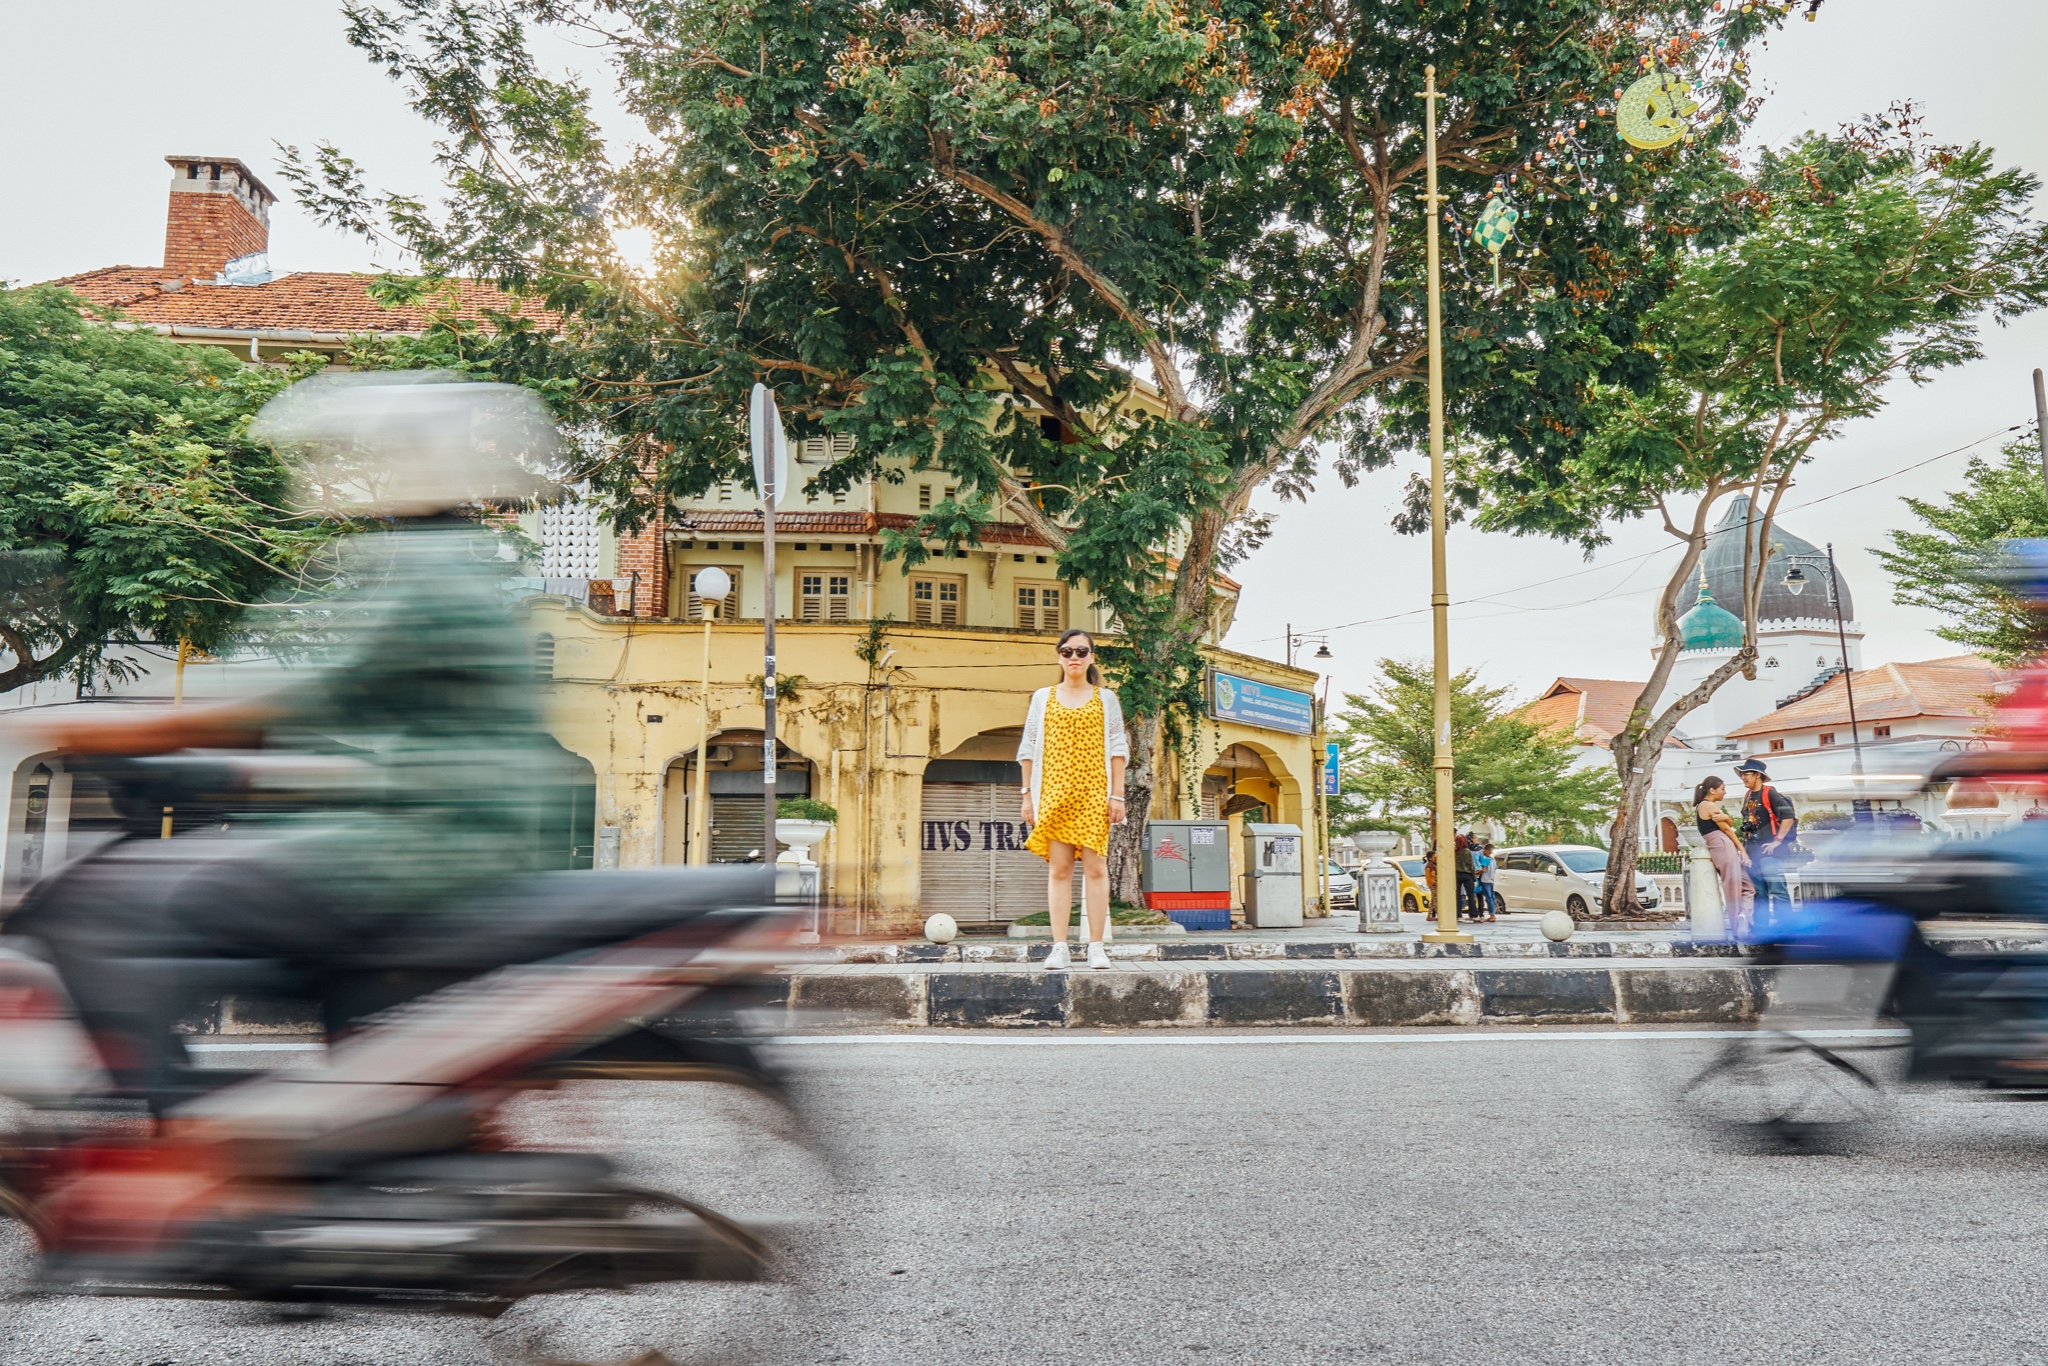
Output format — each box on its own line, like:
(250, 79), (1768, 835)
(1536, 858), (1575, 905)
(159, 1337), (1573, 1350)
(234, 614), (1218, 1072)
(1681, 811), (2048, 1147)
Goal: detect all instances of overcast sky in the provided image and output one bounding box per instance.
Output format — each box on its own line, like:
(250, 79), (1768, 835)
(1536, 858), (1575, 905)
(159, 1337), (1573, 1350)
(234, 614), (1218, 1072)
(5, 0), (2044, 708)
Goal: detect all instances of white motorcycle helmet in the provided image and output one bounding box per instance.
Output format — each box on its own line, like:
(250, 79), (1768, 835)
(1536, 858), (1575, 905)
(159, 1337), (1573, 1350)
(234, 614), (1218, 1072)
(251, 370), (557, 517)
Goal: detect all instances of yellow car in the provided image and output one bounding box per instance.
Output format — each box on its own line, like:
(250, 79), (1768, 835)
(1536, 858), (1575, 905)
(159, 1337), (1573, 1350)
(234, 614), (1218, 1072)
(1394, 857), (1432, 916)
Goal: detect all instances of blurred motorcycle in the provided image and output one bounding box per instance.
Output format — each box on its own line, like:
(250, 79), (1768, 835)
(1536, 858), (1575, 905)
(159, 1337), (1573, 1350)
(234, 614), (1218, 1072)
(0, 373), (808, 1319)
(1682, 759), (2048, 1147)
(0, 743), (799, 1310)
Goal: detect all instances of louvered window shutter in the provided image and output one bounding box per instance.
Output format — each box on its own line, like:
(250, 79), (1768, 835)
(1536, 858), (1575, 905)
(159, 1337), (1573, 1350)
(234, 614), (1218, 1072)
(686, 566), (740, 622)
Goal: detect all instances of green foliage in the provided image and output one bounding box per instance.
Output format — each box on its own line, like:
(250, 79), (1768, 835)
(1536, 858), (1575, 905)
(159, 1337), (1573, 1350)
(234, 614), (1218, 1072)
(777, 796), (839, 823)
(1636, 851), (1684, 875)
(1469, 126), (2048, 553)
(854, 615), (895, 670)
(747, 672), (808, 703)
(0, 287), (331, 691)
(1875, 439), (2048, 665)
(287, 0), (1792, 744)
(1330, 658), (1619, 843)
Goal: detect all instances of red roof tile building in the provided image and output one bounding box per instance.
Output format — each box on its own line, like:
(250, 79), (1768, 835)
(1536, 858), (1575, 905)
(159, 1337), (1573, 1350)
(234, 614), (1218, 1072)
(52, 156), (547, 363)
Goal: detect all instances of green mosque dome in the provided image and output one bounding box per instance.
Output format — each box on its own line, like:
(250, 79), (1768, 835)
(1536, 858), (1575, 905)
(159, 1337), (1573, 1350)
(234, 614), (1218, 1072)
(1676, 572), (1744, 653)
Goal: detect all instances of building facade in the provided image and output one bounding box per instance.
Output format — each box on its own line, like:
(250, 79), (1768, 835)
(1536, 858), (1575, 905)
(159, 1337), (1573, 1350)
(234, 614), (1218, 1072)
(3, 152), (1328, 929)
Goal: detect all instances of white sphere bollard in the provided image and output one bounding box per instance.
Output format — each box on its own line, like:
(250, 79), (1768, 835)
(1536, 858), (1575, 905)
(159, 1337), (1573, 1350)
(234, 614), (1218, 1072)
(1540, 910), (1575, 942)
(923, 912), (958, 945)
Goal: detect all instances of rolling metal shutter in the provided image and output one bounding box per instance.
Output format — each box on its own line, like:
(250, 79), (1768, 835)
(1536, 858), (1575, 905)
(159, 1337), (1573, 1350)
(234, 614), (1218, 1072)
(920, 776), (1082, 924)
(709, 796), (765, 864)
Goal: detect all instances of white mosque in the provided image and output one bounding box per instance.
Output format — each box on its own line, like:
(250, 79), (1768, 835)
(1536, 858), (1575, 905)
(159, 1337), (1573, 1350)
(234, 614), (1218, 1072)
(1525, 496), (2022, 851)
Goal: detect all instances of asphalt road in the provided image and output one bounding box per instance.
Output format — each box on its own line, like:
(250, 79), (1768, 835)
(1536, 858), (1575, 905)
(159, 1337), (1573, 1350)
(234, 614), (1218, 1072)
(5, 1029), (2048, 1365)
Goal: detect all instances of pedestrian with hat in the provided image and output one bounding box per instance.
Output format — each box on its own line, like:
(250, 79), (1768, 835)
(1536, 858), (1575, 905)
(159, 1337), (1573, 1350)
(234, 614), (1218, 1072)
(1735, 758), (1798, 931)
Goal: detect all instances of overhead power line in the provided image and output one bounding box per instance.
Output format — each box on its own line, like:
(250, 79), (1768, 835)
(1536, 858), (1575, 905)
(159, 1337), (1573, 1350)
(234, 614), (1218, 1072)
(1237, 421), (2026, 648)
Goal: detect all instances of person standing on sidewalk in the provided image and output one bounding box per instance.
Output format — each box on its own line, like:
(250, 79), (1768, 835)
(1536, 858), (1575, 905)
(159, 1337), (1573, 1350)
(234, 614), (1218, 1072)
(1695, 775), (1754, 939)
(1019, 628), (1129, 971)
(1476, 841), (1500, 921)
(1735, 758), (1797, 930)
(1454, 832), (1478, 921)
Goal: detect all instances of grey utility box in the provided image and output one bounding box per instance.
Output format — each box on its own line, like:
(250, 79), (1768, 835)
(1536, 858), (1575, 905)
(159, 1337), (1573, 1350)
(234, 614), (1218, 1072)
(1242, 822), (1305, 928)
(1142, 820), (1232, 895)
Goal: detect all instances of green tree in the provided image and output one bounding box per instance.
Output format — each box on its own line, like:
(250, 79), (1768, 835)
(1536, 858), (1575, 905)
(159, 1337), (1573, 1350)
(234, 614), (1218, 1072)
(0, 287), (329, 692)
(1331, 658), (1617, 844)
(1875, 437), (2048, 665)
(289, 0), (1788, 896)
(1460, 121), (2048, 914)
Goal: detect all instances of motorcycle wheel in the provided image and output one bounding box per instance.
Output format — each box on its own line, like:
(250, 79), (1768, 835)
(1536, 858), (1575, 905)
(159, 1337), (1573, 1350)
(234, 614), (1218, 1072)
(1679, 1031), (1889, 1149)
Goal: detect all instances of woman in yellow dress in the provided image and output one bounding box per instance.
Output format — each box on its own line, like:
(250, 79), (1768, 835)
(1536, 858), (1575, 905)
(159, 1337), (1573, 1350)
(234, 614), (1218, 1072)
(1017, 629), (1128, 970)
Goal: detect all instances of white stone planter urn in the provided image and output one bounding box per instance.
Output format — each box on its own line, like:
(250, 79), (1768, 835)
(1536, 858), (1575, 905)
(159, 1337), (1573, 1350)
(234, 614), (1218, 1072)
(1352, 831), (1400, 857)
(775, 819), (835, 864)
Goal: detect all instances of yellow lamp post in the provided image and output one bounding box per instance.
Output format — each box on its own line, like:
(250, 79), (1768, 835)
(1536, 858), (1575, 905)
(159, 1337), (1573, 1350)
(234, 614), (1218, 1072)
(689, 566), (731, 864)
(1419, 65), (1470, 944)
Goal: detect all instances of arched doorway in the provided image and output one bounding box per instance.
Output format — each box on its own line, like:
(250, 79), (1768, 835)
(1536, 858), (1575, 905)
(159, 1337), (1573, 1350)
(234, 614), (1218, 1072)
(662, 731), (817, 864)
(918, 727), (1079, 924)
(1659, 816), (1679, 854)
(536, 740), (597, 870)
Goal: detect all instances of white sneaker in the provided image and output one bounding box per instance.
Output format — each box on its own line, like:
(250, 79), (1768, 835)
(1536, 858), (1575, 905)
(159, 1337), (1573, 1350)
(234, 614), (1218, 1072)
(1086, 942), (1111, 970)
(1043, 942), (1072, 971)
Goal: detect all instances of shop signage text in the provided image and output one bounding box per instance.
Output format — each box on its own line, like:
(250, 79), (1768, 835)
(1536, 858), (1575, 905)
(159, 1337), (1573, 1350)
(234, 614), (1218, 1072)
(923, 819), (1031, 852)
(1208, 670), (1314, 735)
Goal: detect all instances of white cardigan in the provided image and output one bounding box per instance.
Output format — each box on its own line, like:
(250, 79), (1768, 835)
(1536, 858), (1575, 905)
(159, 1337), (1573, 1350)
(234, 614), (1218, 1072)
(1016, 685), (1128, 807)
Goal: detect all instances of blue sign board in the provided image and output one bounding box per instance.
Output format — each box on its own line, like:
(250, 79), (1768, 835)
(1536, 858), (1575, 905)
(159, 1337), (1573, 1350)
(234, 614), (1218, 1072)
(1321, 741), (1340, 796)
(1208, 670), (1314, 736)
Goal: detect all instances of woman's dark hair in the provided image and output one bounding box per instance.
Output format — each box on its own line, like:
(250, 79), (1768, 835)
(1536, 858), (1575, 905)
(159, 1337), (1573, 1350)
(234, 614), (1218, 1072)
(1695, 776), (1725, 805)
(1056, 627), (1102, 686)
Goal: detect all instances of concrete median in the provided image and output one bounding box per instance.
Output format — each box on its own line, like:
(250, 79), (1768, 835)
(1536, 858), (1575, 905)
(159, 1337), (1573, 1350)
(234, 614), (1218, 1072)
(179, 955), (1784, 1037)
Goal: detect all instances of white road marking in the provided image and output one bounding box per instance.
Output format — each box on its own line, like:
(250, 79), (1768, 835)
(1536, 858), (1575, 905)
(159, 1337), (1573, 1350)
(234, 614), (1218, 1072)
(183, 1028), (1911, 1054)
(767, 1028), (1910, 1047)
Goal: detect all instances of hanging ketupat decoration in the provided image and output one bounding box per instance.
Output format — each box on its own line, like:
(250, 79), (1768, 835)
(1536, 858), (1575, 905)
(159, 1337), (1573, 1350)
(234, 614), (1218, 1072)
(1616, 71), (1700, 149)
(1472, 196), (1519, 289)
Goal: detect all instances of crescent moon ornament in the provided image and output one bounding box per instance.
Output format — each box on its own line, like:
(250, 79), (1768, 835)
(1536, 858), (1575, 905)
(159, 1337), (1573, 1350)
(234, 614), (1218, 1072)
(1616, 71), (1699, 150)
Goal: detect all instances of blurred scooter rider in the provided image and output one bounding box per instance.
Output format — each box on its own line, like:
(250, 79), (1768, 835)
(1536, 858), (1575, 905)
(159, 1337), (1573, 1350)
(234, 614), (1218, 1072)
(1735, 758), (1798, 928)
(12, 374), (575, 1088)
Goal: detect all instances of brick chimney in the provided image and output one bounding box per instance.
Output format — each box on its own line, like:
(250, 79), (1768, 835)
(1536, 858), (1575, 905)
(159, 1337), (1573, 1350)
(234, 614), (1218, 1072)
(162, 156), (275, 280)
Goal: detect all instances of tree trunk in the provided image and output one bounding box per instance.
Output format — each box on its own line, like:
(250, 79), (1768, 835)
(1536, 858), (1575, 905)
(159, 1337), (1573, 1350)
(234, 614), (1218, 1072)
(1600, 754), (1659, 917)
(1108, 709), (1159, 906)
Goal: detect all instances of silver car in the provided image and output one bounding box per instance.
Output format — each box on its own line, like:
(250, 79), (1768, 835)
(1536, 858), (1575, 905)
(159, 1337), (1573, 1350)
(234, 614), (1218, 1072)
(1324, 862), (1358, 910)
(1492, 844), (1659, 917)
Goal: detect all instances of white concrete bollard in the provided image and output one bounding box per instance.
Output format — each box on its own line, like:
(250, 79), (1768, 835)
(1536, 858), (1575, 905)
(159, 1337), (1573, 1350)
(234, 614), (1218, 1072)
(1686, 844), (1725, 941)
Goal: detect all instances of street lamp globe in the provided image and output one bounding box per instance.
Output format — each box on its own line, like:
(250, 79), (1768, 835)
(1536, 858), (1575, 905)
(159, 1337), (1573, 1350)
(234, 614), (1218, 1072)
(695, 566), (731, 602)
(1782, 565), (1808, 596)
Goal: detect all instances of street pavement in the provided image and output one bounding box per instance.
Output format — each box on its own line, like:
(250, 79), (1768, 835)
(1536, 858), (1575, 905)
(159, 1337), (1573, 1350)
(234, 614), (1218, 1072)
(5, 1029), (2048, 1365)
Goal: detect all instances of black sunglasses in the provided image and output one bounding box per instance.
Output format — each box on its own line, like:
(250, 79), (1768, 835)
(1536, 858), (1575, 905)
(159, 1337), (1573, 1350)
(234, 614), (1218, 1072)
(1058, 645), (1093, 659)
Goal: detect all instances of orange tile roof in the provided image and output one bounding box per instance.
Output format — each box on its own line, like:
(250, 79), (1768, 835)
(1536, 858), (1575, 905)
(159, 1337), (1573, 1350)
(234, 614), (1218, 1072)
(671, 509), (1244, 591)
(1726, 655), (2014, 738)
(49, 266), (548, 335)
(1519, 677), (1650, 749)
(675, 509), (1054, 547)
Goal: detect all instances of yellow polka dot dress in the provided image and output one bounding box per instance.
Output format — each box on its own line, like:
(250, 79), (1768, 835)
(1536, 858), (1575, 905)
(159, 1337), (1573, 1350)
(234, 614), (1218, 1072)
(1026, 687), (1111, 859)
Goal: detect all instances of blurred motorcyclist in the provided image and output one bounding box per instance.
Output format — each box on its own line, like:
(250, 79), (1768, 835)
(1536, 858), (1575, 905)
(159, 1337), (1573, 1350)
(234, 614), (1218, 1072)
(7, 372), (580, 1103)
